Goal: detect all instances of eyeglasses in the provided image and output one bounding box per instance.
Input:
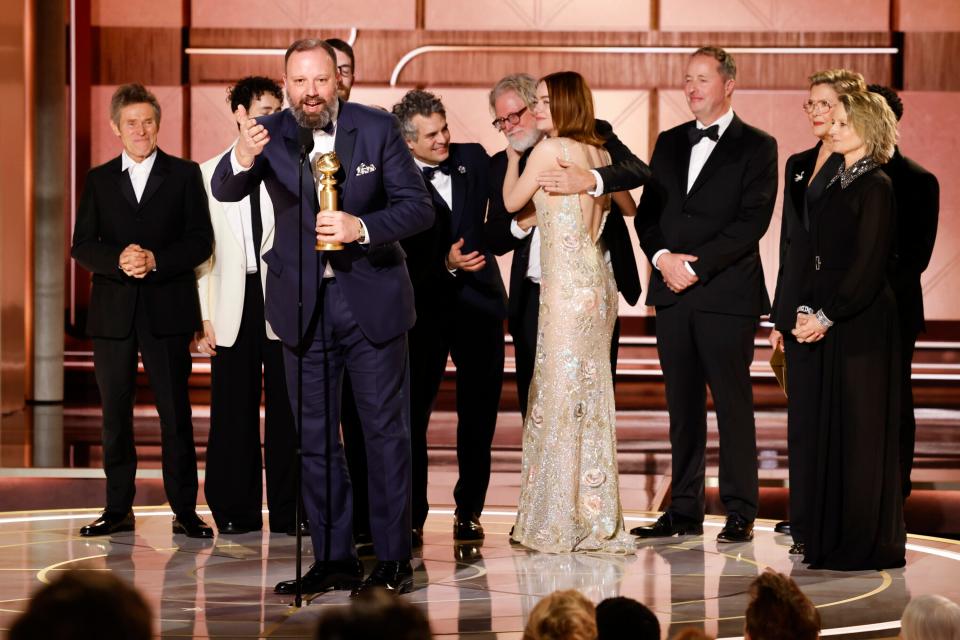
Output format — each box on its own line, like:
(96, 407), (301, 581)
(491, 106), (527, 131)
(337, 65), (354, 79)
(802, 99), (834, 115)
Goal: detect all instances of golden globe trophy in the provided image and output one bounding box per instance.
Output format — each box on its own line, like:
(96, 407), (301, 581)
(315, 151), (343, 251)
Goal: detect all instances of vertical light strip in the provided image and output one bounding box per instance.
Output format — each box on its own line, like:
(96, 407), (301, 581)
(68, 0), (76, 326)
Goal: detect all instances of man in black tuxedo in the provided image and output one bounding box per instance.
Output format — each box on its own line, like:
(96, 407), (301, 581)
(71, 83), (214, 539)
(632, 48), (778, 543)
(391, 90), (508, 542)
(484, 73), (650, 420)
(868, 84), (940, 499)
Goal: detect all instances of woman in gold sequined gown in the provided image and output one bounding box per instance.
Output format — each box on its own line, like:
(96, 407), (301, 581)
(502, 71), (637, 553)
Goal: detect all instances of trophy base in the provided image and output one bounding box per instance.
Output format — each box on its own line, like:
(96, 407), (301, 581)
(315, 241), (344, 251)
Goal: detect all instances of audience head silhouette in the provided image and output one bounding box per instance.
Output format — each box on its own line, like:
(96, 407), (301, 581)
(744, 570), (820, 640)
(596, 596), (660, 640)
(313, 587), (432, 640)
(523, 589), (597, 640)
(900, 594), (960, 640)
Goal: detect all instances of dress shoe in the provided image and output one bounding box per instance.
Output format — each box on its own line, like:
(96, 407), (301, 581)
(789, 542), (805, 555)
(454, 543), (483, 563)
(79, 510), (135, 537)
(412, 528), (424, 549)
(217, 521), (261, 535)
(172, 512), (214, 538)
(274, 558), (363, 595)
(351, 560), (414, 597)
(774, 520), (791, 535)
(630, 512), (703, 538)
(453, 513), (484, 542)
(717, 514), (754, 543)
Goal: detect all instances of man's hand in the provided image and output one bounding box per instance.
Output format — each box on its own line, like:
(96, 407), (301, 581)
(447, 238), (486, 272)
(316, 210), (361, 245)
(196, 320), (217, 356)
(505, 144), (522, 163)
(119, 244), (155, 278)
(768, 328), (784, 351)
(515, 202), (537, 231)
(792, 313), (827, 343)
(658, 253), (699, 293)
(538, 158), (596, 195)
(234, 104), (269, 169)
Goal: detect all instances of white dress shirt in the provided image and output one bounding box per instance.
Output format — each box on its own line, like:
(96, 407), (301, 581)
(121, 149), (157, 202)
(652, 107), (735, 273)
(414, 158), (453, 210)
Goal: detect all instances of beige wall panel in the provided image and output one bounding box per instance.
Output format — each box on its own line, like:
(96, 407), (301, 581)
(191, 85), (241, 164)
(897, 92), (960, 320)
(92, 0), (183, 27)
(659, 0), (888, 32)
(425, 0), (650, 32)
(191, 0), (416, 29)
(896, 0), (960, 31)
(90, 86), (184, 166)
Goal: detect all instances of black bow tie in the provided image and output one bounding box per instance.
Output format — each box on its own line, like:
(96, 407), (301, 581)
(421, 163), (451, 182)
(688, 124), (720, 145)
(314, 119), (335, 136)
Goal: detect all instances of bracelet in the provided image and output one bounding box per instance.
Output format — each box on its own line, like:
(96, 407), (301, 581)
(815, 309), (834, 328)
(796, 305), (815, 315)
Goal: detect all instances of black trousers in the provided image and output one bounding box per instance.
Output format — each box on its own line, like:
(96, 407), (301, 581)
(655, 302), (759, 522)
(783, 336), (821, 544)
(204, 273), (298, 531)
(898, 327), (919, 499)
(92, 292), (198, 516)
(512, 278), (621, 420)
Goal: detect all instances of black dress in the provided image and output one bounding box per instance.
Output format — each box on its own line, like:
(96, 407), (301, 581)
(770, 143), (843, 548)
(800, 159), (906, 570)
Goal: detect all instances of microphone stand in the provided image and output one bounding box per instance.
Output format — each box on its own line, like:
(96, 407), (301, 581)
(294, 130), (313, 608)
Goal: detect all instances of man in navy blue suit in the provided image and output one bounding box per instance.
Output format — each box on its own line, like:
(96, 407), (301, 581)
(391, 90), (508, 545)
(211, 39), (433, 596)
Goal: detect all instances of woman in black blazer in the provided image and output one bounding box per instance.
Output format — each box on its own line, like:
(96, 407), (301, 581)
(769, 69), (866, 555)
(782, 91), (905, 570)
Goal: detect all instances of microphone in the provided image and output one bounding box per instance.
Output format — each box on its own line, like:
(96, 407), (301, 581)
(298, 126), (314, 161)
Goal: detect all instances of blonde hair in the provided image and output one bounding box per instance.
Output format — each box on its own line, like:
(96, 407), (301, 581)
(808, 68), (866, 95)
(523, 590), (597, 640)
(838, 91), (899, 164)
(901, 595), (960, 640)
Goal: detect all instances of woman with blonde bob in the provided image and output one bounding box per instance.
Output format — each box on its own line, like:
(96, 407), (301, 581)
(502, 71), (636, 553)
(523, 590), (597, 640)
(900, 594), (960, 640)
(783, 89), (905, 570)
(769, 69), (866, 555)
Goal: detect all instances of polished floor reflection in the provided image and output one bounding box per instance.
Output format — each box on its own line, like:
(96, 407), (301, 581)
(0, 508), (957, 638)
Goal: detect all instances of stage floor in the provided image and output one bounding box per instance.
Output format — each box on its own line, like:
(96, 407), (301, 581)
(1, 507), (958, 639)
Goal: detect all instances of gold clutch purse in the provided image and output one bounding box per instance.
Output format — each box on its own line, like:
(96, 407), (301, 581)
(770, 347), (787, 397)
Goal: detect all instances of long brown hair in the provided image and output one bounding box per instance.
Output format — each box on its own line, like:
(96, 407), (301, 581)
(540, 71), (605, 146)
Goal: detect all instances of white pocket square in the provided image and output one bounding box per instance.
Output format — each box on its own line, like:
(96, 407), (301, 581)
(356, 162), (377, 177)
(794, 171), (804, 182)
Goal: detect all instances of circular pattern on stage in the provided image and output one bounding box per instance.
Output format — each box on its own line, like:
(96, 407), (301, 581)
(0, 507), (957, 638)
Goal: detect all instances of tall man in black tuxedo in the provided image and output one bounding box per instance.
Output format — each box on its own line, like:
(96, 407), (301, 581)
(72, 83), (214, 539)
(868, 85), (940, 499)
(391, 90), (508, 543)
(484, 73), (650, 419)
(632, 48), (778, 543)
(211, 39), (433, 596)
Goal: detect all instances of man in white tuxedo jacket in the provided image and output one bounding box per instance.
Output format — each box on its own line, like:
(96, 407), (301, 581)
(195, 77), (298, 535)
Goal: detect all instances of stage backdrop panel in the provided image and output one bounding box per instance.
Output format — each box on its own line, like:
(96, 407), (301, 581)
(191, 0), (416, 29)
(424, 0), (651, 32)
(897, 0), (960, 31)
(92, 0), (183, 27)
(659, 0), (889, 31)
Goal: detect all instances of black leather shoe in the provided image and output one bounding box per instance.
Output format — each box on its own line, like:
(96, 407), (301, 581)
(172, 512), (214, 538)
(717, 514), (754, 543)
(789, 542), (805, 555)
(79, 510), (135, 537)
(274, 559), (363, 595)
(453, 513), (484, 542)
(630, 512), (703, 538)
(774, 520), (791, 535)
(454, 543), (483, 562)
(351, 560), (414, 597)
(218, 521), (261, 535)
(412, 528), (424, 549)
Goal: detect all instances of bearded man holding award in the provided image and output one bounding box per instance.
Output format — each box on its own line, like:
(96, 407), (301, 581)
(211, 38), (434, 596)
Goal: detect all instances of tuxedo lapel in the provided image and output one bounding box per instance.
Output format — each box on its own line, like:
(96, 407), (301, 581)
(675, 124), (694, 198)
(788, 146), (817, 225)
(116, 165), (138, 211)
(279, 112), (321, 211)
(686, 116), (742, 199)
(138, 149), (169, 209)
(450, 154), (467, 239)
(334, 100), (357, 202)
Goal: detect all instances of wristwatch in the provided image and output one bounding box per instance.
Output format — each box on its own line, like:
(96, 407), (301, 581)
(356, 218), (366, 244)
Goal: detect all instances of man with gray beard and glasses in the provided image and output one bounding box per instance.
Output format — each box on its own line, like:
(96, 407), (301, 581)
(212, 38), (433, 596)
(483, 73), (651, 419)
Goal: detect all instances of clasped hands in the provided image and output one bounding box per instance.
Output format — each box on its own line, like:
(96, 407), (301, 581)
(119, 244), (156, 278)
(792, 313), (828, 343)
(658, 252), (699, 294)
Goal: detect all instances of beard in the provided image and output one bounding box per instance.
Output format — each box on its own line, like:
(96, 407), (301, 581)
(287, 89), (339, 130)
(508, 127), (544, 153)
